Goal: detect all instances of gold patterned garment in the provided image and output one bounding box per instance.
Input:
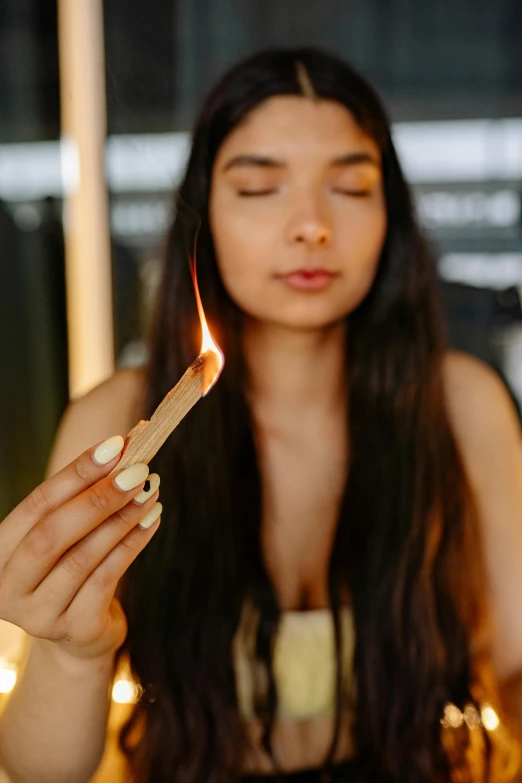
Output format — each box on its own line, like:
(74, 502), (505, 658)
(441, 650), (521, 783)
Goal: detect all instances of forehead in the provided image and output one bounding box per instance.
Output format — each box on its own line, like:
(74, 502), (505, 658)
(215, 95), (380, 165)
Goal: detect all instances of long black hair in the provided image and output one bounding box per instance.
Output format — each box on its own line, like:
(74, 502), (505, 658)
(118, 48), (512, 783)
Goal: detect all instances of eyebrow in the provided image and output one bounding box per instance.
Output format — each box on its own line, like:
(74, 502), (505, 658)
(222, 154), (285, 172)
(329, 152), (380, 168)
(222, 151), (380, 172)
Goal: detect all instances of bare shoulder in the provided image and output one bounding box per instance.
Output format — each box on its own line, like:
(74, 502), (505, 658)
(443, 350), (520, 431)
(46, 367), (146, 476)
(442, 350), (521, 483)
(442, 357), (522, 679)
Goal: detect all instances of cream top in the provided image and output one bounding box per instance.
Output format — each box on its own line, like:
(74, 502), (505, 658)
(234, 607), (355, 720)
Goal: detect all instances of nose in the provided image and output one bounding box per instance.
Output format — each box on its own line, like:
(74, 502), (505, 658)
(286, 196), (333, 249)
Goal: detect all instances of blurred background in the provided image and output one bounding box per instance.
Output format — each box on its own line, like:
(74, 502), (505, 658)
(0, 0), (521, 519)
(0, 2), (522, 778)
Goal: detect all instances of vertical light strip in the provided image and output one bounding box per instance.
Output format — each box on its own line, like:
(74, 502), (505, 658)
(57, 0), (114, 399)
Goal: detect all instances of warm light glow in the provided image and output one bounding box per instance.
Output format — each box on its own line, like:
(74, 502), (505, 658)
(481, 705), (500, 731)
(441, 702), (464, 729)
(463, 703), (481, 729)
(0, 665), (17, 694)
(191, 261), (224, 394)
(112, 678), (141, 704)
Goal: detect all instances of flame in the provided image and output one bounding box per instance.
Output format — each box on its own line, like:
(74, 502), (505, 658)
(191, 261), (224, 394)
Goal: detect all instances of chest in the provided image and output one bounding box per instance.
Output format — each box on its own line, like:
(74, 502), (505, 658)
(257, 416), (348, 609)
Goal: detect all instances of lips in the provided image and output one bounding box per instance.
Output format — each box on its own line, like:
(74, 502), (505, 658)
(278, 269), (338, 292)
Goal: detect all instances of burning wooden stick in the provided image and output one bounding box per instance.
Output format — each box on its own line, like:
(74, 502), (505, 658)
(109, 349), (222, 474)
(110, 260), (224, 474)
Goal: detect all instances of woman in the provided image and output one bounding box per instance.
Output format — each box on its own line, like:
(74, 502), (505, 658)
(1, 48), (522, 783)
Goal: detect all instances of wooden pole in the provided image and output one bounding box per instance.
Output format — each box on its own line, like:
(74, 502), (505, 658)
(57, 0), (114, 399)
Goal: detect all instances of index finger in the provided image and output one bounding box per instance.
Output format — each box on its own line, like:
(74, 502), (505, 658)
(1, 436), (125, 551)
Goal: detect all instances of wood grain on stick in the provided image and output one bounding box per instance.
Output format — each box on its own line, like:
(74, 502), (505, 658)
(109, 349), (220, 474)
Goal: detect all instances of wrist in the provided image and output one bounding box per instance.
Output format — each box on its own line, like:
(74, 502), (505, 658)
(32, 637), (118, 677)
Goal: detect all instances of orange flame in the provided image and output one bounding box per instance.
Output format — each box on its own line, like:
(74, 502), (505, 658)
(190, 261), (224, 395)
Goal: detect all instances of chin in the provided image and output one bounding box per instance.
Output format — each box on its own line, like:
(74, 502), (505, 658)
(271, 299), (358, 331)
(283, 318), (347, 333)
(238, 290), (368, 333)
(256, 309), (350, 333)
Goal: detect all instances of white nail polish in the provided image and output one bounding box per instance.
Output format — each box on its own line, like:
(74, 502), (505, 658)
(139, 502), (162, 530)
(93, 435), (124, 465)
(114, 463), (149, 492)
(134, 473), (161, 504)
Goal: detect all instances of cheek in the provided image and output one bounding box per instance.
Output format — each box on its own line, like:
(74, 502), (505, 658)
(359, 208), (387, 276)
(337, 205), (387, 305)
(210, 199), (275, 303)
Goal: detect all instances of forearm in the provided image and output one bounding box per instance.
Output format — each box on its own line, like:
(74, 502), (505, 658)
(0, 639), (116, 783)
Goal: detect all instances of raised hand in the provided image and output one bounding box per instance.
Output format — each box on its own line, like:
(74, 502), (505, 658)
(0, 436), (161, 660)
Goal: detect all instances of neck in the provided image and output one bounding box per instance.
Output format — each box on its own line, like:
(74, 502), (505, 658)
(242, 320), (348, 422)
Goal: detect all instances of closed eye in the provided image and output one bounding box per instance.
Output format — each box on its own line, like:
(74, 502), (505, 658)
(331, 187), (371, 197)
(237, 188), (278, 197)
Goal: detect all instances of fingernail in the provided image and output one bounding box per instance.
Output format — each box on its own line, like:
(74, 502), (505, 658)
(134, 473), (160, 504)
(114, 463), (149, 492)
(139, 502), (162, 530)
(93, 435), (124, 466)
